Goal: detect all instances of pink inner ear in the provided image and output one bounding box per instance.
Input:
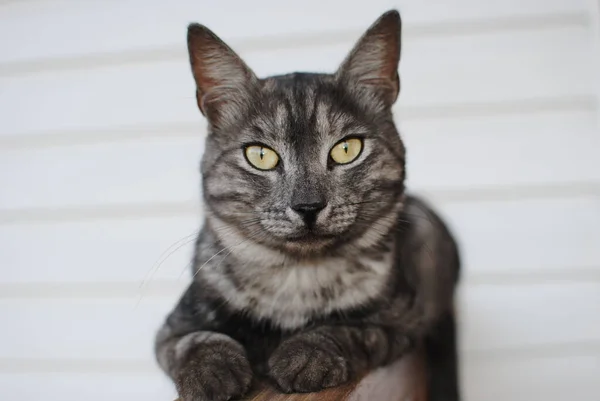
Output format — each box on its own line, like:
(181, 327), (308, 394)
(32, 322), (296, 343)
(187, 25), (259, 126)
(335, 12), (401, 107)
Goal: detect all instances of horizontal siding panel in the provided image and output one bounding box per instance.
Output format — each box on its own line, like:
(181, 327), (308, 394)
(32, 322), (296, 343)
(0, 26), (593, 136)
(0, 198), (598, 284)
(0, 0), (588, 64)
(0, 283), (598, 361)
(0, 215), (202, 283)
(401, 110), (600, 191)
(458, 283), (600, 352)
(463, 354), (600, 401)
(0, 371), (175, 401)
(0, 297), (175, 362)
(440, 197), (600, 275)
(0, 137), (204, 210)
(1, 111), (598, 210)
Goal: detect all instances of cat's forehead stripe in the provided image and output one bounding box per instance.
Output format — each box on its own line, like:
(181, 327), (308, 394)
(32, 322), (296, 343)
(255, 76), (361, 145)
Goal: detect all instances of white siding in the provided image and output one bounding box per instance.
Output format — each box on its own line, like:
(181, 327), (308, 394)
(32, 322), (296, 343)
(0, 1), (599, 400)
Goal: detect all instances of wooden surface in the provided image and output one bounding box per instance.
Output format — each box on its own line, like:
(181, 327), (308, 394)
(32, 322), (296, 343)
(174, 353), (426, 401)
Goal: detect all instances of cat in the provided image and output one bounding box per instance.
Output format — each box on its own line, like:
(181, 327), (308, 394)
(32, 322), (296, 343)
(154, 9), (461, 401)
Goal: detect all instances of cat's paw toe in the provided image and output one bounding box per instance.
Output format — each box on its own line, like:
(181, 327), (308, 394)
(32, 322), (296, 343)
(268, 338), (350, 393)
(175, 340), (252, 401)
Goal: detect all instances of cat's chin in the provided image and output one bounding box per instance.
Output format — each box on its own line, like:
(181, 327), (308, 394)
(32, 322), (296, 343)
(280, 233), (338, 256)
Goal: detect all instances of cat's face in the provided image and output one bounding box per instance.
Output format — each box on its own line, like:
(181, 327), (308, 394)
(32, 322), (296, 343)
(189, 11), (405, 256)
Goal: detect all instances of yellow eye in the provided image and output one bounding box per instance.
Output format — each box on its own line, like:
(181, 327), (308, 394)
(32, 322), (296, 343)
(330, 138), (363, 165)
(244, 145), (279, 170)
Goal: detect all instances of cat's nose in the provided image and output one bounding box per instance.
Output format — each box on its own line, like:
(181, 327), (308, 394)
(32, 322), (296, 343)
(292, 201), (327, 226)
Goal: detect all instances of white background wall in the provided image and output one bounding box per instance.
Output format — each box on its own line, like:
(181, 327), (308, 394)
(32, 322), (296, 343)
(1, 1), (599, 400)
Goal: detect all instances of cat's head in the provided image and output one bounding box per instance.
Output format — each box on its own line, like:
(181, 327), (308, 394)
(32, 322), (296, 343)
(189, 10), (406, 257)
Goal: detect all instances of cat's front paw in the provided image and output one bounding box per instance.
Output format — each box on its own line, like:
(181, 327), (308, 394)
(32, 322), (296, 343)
(175, 338), (252, 401)
(267, 334), (351, 393)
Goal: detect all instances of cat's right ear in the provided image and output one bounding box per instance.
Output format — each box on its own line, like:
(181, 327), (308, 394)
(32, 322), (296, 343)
(187, 24), (259, 128)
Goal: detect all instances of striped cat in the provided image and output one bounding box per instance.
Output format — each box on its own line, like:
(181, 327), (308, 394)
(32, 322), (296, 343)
(155, 10), (461, 401)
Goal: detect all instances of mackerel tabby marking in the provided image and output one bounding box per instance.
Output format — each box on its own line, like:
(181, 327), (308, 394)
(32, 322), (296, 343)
(154, 10), (461, 401)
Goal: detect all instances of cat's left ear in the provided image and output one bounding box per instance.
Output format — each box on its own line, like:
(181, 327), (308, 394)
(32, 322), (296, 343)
(336, 10), (401, 108)
(187, 23), (259, 128)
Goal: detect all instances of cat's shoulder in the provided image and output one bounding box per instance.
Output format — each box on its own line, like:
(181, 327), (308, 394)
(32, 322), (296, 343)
(401, 194), (453, 240)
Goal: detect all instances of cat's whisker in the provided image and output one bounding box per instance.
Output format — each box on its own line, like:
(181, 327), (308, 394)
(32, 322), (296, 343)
(189, 226), (267, 280)
(177, 260), (195, 280)
(138, 229), (200, 300)
(190, 244), (239, 280)
(135, 233), (201, 308)
(140, 230), (199, 287)
(336, 199), (436, 224)
(147, 235), (198, 281)
(174, 223), (261, 281)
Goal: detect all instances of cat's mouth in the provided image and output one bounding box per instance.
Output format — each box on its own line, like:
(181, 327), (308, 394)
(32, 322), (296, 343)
(281, 232), (338, 255)
(285, 231), (337, 244)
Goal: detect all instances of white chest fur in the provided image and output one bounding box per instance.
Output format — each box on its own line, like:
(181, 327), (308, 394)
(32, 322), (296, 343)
(202, 238), (393, 329)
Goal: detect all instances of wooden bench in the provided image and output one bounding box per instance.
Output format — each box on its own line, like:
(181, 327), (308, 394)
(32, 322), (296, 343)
(174, 352), (426, 401)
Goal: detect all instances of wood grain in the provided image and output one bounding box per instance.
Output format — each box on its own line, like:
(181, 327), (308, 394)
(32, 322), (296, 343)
(174, 352), (426, 401)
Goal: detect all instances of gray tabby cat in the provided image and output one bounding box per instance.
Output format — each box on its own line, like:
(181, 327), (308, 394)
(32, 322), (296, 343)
(155, 9), (461, 401)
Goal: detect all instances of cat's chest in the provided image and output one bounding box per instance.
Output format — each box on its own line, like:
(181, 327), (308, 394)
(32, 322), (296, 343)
(222, 254), (393, 329)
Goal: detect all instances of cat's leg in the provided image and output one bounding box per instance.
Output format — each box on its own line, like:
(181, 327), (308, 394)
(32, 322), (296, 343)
(154, 284), (253, 401)
(267, 324), (411, 393)
(423, 309), (460, 401)
(155, 321), (253, 401)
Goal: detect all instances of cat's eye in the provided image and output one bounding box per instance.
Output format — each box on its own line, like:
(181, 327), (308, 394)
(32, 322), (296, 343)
(330, 138), (363, 165)
(244, 145), (280, 170)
